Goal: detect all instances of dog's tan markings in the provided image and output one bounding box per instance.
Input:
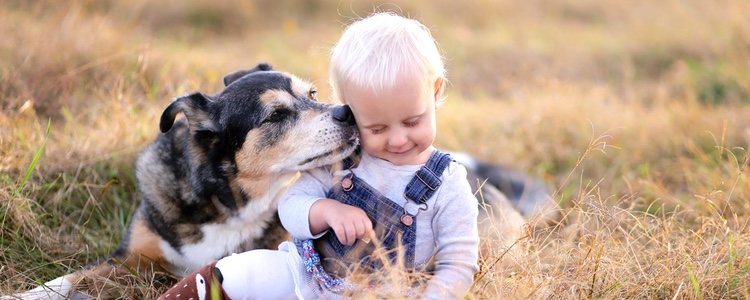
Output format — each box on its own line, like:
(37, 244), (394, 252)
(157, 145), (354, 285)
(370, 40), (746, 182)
(258, 90), (294, 107)
(284, 73), (315, 99)
(227, 174), (251, 209)
(234, 176), (273, 200)
(235, 134), (269, 175)
(234, 126), (303, 199)
(125, 218), (167, 269)
(234, 135), (274, 199)
(258, 90), (278, 106)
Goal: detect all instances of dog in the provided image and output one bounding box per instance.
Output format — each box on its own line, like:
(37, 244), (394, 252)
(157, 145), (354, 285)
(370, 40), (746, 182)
(6, 63), (554, 299)
(7, 63), (360, 299)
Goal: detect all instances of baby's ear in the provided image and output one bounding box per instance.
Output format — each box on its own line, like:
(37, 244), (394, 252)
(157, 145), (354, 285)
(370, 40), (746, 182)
(433, 77), (444, 98)
(433, 77), (446, 106)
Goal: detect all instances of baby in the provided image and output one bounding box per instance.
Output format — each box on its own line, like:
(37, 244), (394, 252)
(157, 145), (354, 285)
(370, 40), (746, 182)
(159, 12), (479, 299)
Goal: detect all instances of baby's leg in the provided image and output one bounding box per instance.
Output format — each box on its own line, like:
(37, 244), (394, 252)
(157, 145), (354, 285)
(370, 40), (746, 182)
(216, 249), (296, 299)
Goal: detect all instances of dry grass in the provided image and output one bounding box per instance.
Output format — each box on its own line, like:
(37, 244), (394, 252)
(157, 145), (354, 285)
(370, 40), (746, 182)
(1, 0), (749, 298)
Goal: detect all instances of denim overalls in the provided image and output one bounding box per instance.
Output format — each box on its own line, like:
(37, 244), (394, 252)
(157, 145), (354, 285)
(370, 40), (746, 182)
(294, 150), (453, 294)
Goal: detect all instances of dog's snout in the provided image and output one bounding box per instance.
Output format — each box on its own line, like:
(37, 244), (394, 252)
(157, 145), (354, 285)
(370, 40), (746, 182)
(332, 105), (355, 125)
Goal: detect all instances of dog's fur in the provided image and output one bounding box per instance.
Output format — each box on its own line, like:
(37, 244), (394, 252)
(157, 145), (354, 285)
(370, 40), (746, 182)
(7, 64), (554, 300)
(8, 64), (360, 299)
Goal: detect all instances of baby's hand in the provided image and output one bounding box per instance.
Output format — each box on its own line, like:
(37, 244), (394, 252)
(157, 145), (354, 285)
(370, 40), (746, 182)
(323, 201), (373, 246)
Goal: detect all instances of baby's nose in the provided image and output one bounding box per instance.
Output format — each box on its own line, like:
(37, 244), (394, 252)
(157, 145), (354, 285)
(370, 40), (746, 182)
(332, 105), (356, 125)
(388, 131), (408, 147)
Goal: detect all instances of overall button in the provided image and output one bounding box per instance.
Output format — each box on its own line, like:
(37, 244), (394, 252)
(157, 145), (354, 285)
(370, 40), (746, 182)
(400, 214), (414, 226)
(342, 178), (353, 191)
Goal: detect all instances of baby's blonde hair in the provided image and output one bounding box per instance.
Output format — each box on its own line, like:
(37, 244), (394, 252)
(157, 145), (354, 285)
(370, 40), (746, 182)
(330, 12), (446, 105)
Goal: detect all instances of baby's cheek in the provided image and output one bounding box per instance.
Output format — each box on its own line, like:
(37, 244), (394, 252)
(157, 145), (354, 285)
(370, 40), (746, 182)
(357, 129), (374, 144)
(359, 135), (382, 154)
(359, 134), (374, 149)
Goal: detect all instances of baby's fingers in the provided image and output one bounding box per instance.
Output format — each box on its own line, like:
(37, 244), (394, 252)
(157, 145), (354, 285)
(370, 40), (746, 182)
(353, 219), (365, 238)
(332, 223), (350, 245)
(344, 223), (358, 246)
(357, 219), (374, 244)
(362, 218), (373, 233)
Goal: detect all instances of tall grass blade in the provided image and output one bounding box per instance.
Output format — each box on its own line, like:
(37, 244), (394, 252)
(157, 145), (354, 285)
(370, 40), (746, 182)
(16, 119), (51, 196)
(687, 261), (702, 300)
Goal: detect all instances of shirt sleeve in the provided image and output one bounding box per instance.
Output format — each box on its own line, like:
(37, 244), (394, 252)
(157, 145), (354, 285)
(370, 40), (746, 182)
(278, 166), (334, 239)
(422, 163), (480, 299)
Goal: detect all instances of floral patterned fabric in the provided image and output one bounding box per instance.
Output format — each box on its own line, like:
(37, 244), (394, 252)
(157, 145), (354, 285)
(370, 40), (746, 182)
(300, 239), (346, 292)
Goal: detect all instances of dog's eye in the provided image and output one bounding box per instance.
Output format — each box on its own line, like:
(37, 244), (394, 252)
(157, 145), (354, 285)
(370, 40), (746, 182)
(264, 109), (289, 124)
(308, 88), (317, 100)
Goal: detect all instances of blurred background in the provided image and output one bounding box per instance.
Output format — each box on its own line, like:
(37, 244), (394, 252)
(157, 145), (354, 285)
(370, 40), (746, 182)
(1, 0), (749, 298)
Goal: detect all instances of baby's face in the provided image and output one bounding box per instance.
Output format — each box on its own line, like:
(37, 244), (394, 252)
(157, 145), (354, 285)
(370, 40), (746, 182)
(341, 73), (438, 165)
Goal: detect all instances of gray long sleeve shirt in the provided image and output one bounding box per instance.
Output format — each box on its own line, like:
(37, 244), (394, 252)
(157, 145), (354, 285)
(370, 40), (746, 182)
(279, 152), (479, 298)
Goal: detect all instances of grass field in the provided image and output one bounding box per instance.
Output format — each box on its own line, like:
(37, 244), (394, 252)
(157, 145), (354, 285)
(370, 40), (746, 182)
(1, 0), (749, 298)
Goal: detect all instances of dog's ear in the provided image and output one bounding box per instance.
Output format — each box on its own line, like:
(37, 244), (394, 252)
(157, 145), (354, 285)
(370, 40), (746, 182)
(160, 92), (217, 133)
(223, 63), (273, 86)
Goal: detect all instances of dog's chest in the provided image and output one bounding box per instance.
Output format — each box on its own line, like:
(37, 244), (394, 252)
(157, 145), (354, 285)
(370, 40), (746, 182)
(161, 194), (279, 275)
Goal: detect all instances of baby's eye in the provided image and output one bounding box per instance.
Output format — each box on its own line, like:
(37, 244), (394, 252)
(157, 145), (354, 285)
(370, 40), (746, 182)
(370, 127), (386, 134)
(404, 120), (419, 127)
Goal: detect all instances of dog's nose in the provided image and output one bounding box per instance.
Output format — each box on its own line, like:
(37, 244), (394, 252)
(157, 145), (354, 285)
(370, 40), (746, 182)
(332, 105), (355, 125)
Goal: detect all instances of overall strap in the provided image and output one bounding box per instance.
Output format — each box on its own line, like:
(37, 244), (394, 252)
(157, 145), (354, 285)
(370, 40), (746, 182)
(403, 150), (453, 204)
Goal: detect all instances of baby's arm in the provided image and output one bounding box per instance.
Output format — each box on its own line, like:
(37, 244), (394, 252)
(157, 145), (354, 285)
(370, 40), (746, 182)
(278, 167), (334, 239)
(279, 168), (372, 244)
(423, 164), (481, 299)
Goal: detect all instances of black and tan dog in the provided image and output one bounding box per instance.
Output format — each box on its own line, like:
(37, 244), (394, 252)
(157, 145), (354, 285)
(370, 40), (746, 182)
(7, 64), (554, 299)
(8, 63), (360, 299)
